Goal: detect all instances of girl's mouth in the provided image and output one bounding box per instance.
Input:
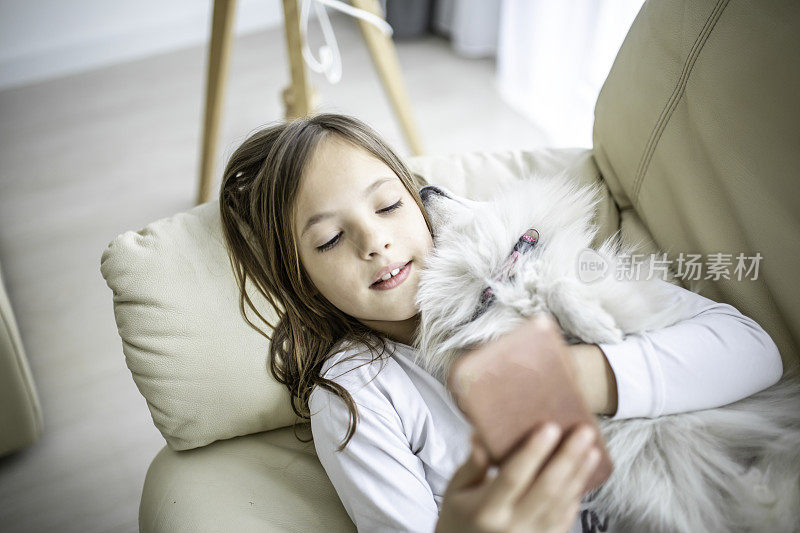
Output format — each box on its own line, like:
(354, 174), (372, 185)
(370, 261), (412, 291)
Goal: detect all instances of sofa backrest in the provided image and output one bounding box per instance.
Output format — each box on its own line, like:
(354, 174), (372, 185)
(592, 0), (800, 368)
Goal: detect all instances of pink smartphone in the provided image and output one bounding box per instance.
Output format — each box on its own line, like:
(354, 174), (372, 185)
(446, 316), (613, 494)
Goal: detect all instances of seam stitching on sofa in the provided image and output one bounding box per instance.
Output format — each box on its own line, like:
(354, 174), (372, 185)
(631, 0), (730, 205)
(593, 169), (615, 219)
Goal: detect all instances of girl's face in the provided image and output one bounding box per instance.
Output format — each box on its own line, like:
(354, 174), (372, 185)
(293, 136), (434, 344)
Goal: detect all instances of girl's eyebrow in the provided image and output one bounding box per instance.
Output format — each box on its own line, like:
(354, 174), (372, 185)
(300, 176), (395, 237)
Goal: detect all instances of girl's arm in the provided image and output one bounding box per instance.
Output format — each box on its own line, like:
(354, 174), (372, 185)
(568, 343), (618, 415)
(568, 279), (783, 419)
(309, 361), (441, 533)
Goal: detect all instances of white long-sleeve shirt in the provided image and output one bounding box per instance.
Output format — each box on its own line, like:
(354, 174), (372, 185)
(308, 280), (783, 533)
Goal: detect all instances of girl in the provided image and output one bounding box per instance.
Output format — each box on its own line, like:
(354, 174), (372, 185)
(219, 113), (783, 532)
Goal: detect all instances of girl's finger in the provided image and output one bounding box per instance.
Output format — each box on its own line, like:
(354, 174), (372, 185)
(565, 447), (601, 499)
(545, 498), (582, 533)
(524, 425), (596, 504)
(520, 484), (582, 533)
(483, 423), (562, 508)
(518, 444), (595, 528)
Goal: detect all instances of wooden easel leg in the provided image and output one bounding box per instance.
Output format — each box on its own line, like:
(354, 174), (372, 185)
(198, 0), (237, 205)
(349, 0), (425, 156)
(282, 0), (317, 119)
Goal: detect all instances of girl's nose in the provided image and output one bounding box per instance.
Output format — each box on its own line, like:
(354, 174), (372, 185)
(359, 227), (391, 259)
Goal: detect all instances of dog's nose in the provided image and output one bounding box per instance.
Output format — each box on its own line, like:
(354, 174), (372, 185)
(419, 185), (448, 205)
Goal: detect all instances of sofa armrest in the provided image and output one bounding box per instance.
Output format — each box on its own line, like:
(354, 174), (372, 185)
(0, 262), (43, 457)
(140, 426), (355, 533)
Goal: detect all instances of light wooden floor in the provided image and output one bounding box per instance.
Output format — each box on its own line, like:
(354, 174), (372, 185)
(0, 15), (546, 533)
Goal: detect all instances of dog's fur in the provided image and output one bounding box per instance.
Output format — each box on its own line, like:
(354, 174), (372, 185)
(413, 175), (800, 533)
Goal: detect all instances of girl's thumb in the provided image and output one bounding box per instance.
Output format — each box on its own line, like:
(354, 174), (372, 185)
(449, 433), (490, 489)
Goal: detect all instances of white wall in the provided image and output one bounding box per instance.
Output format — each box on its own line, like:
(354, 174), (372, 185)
(0, 0), (284, 90)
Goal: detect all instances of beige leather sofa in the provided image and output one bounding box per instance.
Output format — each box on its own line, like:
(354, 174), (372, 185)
(99, 0), (799, 530)
(0, 261), (43, 458)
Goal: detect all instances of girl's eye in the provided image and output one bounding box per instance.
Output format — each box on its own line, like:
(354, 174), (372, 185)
(315, 200), (404, 253)
(378, 199), (403, 213)
(316, 232), (341, 253)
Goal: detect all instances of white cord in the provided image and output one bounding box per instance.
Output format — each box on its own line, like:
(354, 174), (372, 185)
(300, 0), (394, 84)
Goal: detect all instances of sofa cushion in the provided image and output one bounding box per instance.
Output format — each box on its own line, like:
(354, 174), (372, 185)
(100, 147), (622, 450)
(593, 0), (800, 368)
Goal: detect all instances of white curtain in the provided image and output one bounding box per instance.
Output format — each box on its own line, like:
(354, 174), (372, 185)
(496, 0), (645, 148)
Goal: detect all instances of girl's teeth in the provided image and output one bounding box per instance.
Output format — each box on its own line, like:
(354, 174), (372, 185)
(379, 266), (403, 282)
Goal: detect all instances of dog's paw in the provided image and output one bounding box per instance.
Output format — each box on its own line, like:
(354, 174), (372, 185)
(584, 312), (625, 344)
(546, 278), (624, 344)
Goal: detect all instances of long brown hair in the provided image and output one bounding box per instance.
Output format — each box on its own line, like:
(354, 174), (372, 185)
(219, 113), (432, 451)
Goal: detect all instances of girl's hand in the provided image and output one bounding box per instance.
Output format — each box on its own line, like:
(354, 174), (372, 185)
(435, 423), (600, 533)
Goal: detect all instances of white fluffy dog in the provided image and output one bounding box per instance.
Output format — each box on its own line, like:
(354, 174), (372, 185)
(413, 174), (800, 533)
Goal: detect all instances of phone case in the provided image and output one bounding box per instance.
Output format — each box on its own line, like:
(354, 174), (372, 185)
(446, 316), (613, 494)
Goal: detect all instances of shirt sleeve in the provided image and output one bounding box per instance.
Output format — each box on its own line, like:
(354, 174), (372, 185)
(598, 280), (784, 419)
(309, 360), (440, 533)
